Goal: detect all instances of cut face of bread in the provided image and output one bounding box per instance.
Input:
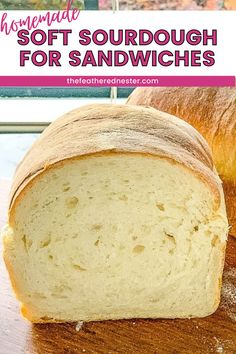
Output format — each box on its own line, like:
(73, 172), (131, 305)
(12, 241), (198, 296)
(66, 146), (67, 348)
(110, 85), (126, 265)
(3, 104), (228, 322)
(127, 87), (236, 237)
(4, 153), (227, 322)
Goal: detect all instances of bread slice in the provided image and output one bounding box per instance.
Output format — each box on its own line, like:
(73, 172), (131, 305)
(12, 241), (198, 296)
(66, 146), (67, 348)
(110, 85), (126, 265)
(127, 87), (236, 237)
(3, 104), (228, 322)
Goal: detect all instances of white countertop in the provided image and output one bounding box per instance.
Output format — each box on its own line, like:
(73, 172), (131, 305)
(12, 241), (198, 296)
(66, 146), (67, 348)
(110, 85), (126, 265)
(0, 134), (38, 179)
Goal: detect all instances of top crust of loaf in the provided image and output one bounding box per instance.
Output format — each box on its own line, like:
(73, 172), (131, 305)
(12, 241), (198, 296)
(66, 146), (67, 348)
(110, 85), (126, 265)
(127, 87), (236, 183)
(9, 104), (222, 221)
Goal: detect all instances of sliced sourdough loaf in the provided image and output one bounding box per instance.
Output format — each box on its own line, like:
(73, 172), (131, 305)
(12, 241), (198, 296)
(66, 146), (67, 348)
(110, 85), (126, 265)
(3, 104), (228, 323)
(127, 87), (236, 237)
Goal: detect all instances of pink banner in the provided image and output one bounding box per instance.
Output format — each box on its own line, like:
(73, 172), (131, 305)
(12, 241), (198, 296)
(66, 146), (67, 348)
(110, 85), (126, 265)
(0, 76), (234, 87)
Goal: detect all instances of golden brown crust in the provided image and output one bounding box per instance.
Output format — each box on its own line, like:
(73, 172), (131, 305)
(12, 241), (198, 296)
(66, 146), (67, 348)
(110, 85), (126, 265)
(127, 87), (236, 236)
(222, 181), (236, 236)
(9, 104), (222, 223)
(20, 306), (63, 323)
(3, 242), (20, 301)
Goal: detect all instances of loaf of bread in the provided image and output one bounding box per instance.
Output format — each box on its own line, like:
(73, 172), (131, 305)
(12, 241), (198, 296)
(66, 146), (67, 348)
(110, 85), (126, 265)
(127, 87), (236, 237)
(3, 104), (228, 323)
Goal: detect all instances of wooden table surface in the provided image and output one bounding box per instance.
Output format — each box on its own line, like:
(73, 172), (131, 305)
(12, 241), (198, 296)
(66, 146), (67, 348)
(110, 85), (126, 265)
(0, 179), (235, 354)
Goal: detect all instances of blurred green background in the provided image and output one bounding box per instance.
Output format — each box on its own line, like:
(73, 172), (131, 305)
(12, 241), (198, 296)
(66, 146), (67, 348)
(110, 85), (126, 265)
(0, 0), (84, 10)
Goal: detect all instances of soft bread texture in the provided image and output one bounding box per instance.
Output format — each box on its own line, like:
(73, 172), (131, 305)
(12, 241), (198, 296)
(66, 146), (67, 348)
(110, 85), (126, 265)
(3, 104), (228, 323)
(127, 87), (236, 237)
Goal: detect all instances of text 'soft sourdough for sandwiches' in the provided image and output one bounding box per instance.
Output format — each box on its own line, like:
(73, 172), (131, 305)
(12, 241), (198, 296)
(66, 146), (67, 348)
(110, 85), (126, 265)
(127, 87), (236, 237)
(2, 104), (228, 323)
